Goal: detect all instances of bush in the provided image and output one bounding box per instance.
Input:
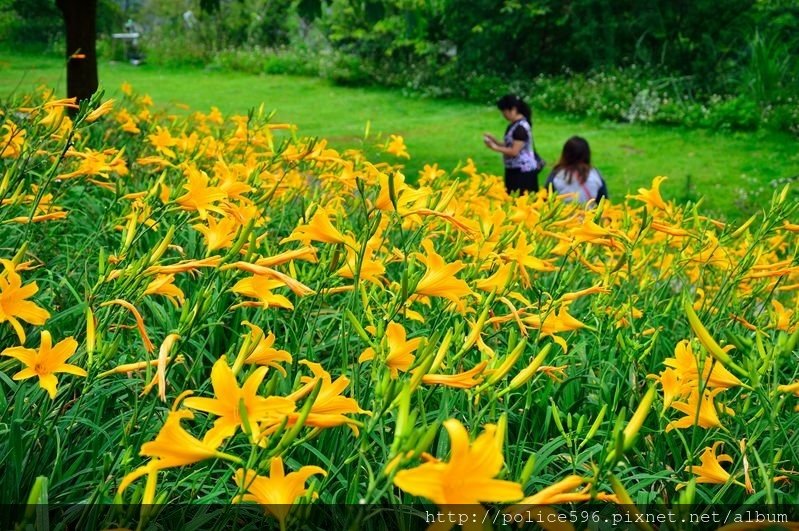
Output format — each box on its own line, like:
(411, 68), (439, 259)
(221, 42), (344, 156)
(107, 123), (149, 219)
(703, 95), (761, 131)
(211, 46), (322, 76)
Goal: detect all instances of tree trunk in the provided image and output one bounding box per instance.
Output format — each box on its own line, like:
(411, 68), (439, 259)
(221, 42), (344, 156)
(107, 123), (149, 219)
(56, 0), (98, 102)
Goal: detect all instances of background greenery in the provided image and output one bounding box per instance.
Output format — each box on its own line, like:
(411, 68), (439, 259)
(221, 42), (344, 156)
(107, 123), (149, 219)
(1, 51), (798, 221)
(2, 0), (797, 134)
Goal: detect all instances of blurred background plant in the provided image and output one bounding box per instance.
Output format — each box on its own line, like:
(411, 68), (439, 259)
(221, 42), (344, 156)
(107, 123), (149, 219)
(2, 0), (798, 133)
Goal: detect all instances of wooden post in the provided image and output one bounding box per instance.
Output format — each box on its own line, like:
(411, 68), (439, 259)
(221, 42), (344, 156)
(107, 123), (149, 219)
(56, 0), (99, 102)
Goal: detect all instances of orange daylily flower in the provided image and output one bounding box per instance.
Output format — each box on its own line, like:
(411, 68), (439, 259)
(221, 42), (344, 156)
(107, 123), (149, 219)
(85, 99), (115, 122)
(393, 419), (523, 531)
(559, 284), (611, 302)
(118, 410), (238, 501)
(336, 245), (386, 285)
(475, 263), (515, 293)
(233, 458), (326, 528)
(404, 208), (477, 235)
(568, 216), (625, 246)
(770, 300), (794, 331)
(778, 381), (799, 411)
(664, 340), (744, 390)
(193, 215), (240, 252)
(666, 388), (731, 431)
(685, 442), (744, 487)
(627, 175), (669, 210)
(2, 330), (85, 398)
(231, 275), (294, 310)
(143, 274), (185, 307)
(502, 232), (557, 287)
(184, 356), (294, 445)
(10, 211), (69, 223)
(280, 206), (354, 247)
(374, 172), (416, 211)
(509, 475), (587, 508)
(224, 262), (315, 296)
(522, 304), (587, 352)
(412, 239), (472, 306)
(147, 126), (178, 158)
(1, 121), (26, 158)
(276, 361), (369, 435)
(240, 321), (293, 375)
(358, 321), (422, 379)
(42, 97), (78, 109)
(0, 259), (50, 343)
(650, 220), (690, 237)
(384, 134), (410, 158)
(175, 166), (227, 219)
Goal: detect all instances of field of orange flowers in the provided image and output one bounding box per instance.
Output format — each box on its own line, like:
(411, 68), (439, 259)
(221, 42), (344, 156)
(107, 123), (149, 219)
(0, 86), (797, 529)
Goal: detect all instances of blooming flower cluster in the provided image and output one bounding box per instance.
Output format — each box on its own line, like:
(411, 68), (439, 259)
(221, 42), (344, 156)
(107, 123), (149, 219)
(0, 86), (796, 528)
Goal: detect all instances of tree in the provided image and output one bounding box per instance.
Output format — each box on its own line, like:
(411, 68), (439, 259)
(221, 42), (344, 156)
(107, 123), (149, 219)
(56, 0), (98, 102)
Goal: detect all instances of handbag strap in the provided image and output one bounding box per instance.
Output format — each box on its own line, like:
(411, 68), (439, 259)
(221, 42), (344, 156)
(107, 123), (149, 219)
(579, 182), (593, 201)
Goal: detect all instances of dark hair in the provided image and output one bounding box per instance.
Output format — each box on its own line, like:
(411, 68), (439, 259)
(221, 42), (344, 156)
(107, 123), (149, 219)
(496, 94), (532, 123)
(554, 136), (592, 184)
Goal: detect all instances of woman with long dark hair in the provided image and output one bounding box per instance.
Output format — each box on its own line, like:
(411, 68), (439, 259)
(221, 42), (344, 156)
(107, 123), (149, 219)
(483, 94), (541, 195)
(545, 136), (607, 205)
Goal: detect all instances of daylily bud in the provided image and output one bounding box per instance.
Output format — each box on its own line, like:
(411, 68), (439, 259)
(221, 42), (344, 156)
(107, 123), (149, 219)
(487, 338), (527, 385)
(459, 292), (496, 356)
(387, 172), (399, 212)
(409, 330), (445, 392)
(623, 385), (656, 450)
(508, 343), (551, 390)
(86, 306), (96, 364)
(778, 183), (790, 204)
(223, 218), (255, 262)
(0, 168), (11, 195)
(550, 400), (567, 440)
(576, 414), (586, 434)
(346, 309), (373, 345)
(677, 478), (696, 506)
(276, 378), (323, 452)
(391, 384), (412, 453)
(605, 407), (627, 465)
(519, 454), (536, 485)
(684, 298), (747, 377)
(24, 476), (49, 522)
(412, 420), (440, 456)
(121, 212), (138, 253)
(783, 327), (799, 358)
(579, 404), (607, 449)
(11, 241), (28, 266)
(148, 225), (175, 265)
(610, 475), (654, 531)
(428, 328), (453, 374)
(98, 247), (107, 276)
(433, 182), (458, 212)
(730, 214), (757, 239)
(238, 397), (252, 437)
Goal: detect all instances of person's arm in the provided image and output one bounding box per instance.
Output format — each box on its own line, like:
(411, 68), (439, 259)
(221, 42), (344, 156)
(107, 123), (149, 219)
(487, 139), (524, 156)
(483, 132), (500, 144)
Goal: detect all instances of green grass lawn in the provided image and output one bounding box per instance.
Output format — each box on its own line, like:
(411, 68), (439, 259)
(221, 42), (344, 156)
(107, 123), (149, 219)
(1, 52), (797, 220)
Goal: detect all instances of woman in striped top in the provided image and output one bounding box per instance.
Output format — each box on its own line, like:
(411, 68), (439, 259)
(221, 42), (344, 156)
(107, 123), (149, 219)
(483, 94), (540, 196)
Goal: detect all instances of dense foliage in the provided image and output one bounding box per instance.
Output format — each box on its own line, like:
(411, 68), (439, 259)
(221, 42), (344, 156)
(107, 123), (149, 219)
(2, 0), (797, 133)
(0, 86), (798, 528)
